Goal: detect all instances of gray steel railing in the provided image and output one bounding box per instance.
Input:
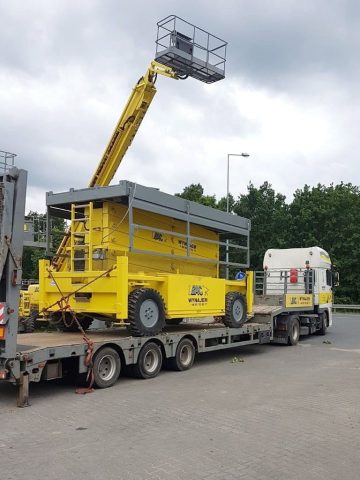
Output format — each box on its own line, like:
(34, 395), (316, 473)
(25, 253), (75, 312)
(255, 269), (314, 296)
(333, 304), (360, 312)
(0, 150), (16, 173)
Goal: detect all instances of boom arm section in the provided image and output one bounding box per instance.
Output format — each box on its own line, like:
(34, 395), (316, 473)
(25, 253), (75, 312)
(89, 61), (177, 188)
(52, 61), (177, 271)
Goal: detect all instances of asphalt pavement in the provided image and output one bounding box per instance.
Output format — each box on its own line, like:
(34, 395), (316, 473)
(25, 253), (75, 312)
(1, 314), (359, 480)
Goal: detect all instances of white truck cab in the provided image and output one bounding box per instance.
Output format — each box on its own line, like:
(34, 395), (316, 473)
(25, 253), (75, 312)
(263, 247), (333, 327)
(259, 246), (334, 336)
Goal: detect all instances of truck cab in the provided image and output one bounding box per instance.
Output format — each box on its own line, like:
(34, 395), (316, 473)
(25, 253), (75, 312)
(253, 246), (335, 344)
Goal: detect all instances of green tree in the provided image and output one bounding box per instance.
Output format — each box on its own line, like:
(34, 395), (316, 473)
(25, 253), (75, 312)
(176, 183), (217, 208)
(22, 212), (66, 279)
(177, 180), (360, 303)
(234, 182), (290, 269)
(288, 183), (360, 303)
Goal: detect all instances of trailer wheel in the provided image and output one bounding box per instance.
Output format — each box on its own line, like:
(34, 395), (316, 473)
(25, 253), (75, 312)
(127, 288), (165, 336)
(132, 342), (163, 379)
(287, 315), (300, 346)
(223, 292), (247, 328)
(168, 338), (195, 371)
(93, 347), (121, 388)
(317, 312), (327, 336)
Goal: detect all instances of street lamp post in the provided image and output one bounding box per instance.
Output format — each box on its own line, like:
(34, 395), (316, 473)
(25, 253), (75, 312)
(225, 152), (250, 279)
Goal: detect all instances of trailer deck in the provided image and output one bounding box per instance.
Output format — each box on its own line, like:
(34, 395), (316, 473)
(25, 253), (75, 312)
(2, 321), (272, 407)
(15, 322), (272, 362)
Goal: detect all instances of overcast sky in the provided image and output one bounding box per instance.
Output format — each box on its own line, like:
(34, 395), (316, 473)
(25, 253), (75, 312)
(1, 0), (359, 213)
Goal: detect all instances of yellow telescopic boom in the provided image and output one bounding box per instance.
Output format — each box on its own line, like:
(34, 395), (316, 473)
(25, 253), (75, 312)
(52, 61), (177, 271)
(89, 61), (177, 187)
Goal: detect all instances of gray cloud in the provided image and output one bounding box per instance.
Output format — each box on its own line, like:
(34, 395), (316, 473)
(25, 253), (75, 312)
(0, 0), (359, 213)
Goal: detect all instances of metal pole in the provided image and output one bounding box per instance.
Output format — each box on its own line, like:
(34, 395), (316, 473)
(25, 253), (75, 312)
(225, 153), (250, 280)
(226, 154), (230, 279)
(226, 154), (230, 214)
(46, 207), (51, 256)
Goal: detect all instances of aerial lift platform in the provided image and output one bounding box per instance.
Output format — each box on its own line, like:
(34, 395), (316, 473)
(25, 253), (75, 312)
(38, 16), (235, 335)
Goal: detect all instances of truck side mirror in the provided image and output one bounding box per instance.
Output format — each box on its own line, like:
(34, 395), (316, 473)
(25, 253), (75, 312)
(332, 271), (340, 287)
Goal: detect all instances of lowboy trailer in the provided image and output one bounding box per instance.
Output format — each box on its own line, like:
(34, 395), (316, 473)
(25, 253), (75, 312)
(7, 320), (272, 407)
(3, 293), (328, 408)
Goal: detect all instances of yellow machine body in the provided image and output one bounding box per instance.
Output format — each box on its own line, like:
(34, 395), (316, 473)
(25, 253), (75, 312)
(19, 284), (40, 318)
(19, 290), (30, 318)
(73, 202), (219, 277)
(39, 255), (253, 321)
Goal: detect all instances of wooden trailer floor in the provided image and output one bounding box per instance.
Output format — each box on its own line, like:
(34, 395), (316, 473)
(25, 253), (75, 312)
(16, 321), (266, 353)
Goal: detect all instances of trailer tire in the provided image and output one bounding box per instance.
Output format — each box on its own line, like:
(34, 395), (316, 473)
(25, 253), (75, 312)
(132, 342), (163, 379)
(317, 312), (327, 336)
(93, 347), (121, 388)
(287, 315), (300, 346)
(127, 288), (165, 336)
(223, 292), (247, 328)
(168, 338), (195, 371)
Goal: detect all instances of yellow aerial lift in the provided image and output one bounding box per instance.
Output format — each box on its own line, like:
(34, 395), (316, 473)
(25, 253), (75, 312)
(39, 16), (252, 336)
(19, 60), (178, 331)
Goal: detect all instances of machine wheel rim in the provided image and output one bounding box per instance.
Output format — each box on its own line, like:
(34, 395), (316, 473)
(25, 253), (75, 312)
(232, 299), (244, 323)
(179, 343), (193, 367)
(98, 355), (117, 381)
(143, 348), (160, 374)
(139, 299), (159, 328)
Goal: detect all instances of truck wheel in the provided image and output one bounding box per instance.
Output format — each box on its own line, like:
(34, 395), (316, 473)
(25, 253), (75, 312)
(93, 347), (121, 388)
(223, 292), (247, 328)
(287, 315), (300, 346)
(317, 313), (327, 336)
(127, 288), (165, 336)
(168, 338), (195, 371)
(133, 342), (163, 379)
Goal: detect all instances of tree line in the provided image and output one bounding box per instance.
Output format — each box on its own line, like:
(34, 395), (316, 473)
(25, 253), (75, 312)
(176, 182), (360, 304)
(22, 181), (360, 304)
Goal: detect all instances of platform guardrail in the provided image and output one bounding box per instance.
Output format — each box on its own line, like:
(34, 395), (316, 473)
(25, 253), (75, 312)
(333, 304), (360, 312)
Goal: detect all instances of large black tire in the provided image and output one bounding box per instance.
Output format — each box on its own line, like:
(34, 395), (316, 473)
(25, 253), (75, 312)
(23, 316), (36, 333)
(92, 346), (121, 388)
(223, 292), (247, 328)
(168, 338), (196, 371)
(132, 342), (163, 379)
(18, 316), (35, 334)
(287, 315), (300, 346)
(317, 312), (327, 336)
(127, 288), (165, 336)
(60, 313), (93, 332)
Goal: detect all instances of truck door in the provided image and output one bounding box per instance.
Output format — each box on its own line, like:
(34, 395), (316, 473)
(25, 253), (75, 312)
(315, 268), (332, 326)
